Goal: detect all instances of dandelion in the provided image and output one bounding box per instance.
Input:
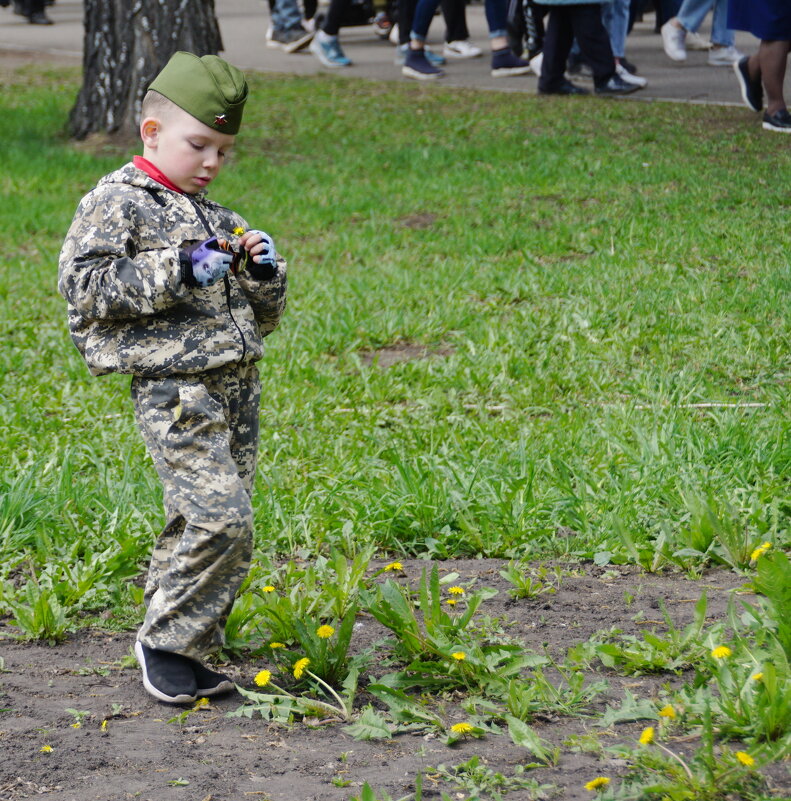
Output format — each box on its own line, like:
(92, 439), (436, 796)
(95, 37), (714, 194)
(193, 697), (210, 710)
(711, 645), (732, 660)
(317, 625), (335, 639)
(233, 227), (245, 236)
(750, 542), (772, 562)
(448, 586), (465, 596)
(659, 704), (676, 719)
(293, 657), (310, 679)
(584, 777), (610, 792)
(736, 751), (755, 767)
(446, 599), (457, 606)
(751, 672), (763, 682)
(254, 669), (272, 687)
(383, 561), (403, 572)
(639, 726), (655, 746)
(451, 652), (466, 661)
(450, 722), (473, 735)
(262, 585), (275, 593)
(40, 745), (53, 753)
(71, 722), (81, 729)
(100, 720), (108, 733)
(269, 642), (285, 649)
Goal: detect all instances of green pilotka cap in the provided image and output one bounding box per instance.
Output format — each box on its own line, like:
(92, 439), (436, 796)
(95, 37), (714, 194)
(148, 51), (248, 135)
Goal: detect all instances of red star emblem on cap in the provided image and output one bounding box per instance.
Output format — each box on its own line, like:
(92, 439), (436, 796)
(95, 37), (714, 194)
(214, 113), (228, 126)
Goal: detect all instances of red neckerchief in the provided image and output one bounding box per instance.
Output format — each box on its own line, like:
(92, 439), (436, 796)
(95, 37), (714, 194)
(133, 155), (183, 194)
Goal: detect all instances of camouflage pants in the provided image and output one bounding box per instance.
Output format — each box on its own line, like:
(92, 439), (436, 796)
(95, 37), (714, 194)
(130, 363), (260, 659)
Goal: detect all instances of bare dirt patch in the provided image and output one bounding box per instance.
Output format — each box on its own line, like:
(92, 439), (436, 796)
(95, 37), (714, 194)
(358, 343), (454, 368)
(2, 560), (787, 801)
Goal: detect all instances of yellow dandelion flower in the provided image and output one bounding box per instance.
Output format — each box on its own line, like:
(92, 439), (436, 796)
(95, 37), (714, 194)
(750, 542), (772, 561)
(639, 726), (655, 746)
(659, 704), (676, 719)
(233, 227), (245, 236)
(446, 599), (457, 606)
(383, 561), (403, 572)
(40, 745), (53, 753)
(317, 624), (335, 639)
(751, 672), (763, 681)
(450, 722), (473, 735)
(262, 585), (275, 593)
(736, 751), (755, 767)
(451, 652), (466, 661)
(71, 722), (81, 729)
(293, 657), (310, 679)
(448, 586), (465, 596)
(254, 669), (272, 687)
(711, 645), (732, 660)
(193, 697), (210, 710)
(584, 777), (610, 792)
(269, 642), (285, 649)
(100, 719), (108, 732)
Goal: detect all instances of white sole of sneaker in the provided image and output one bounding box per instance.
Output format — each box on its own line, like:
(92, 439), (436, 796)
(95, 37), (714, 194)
(197, 680), (236, 696)
(283, 33), (314, 54)
(401, 65), (443, 80)
(762, 122), (791, 133)
(443, 49), (482, 59)
(491, 66), (531, 78)
(135, 641), (197, 705)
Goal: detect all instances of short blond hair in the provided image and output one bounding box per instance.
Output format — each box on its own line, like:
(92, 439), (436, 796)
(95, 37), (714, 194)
(140, 90), (180, 123)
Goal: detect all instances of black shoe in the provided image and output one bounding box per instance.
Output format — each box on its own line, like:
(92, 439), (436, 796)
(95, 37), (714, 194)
(135, 642), (197, 704)
(491, 47), (531, 77)
(29, 11), (53, 23)
(734, 57), (762, 112)
(272, 25), (314, 53)
(762, 108), (791, 132)
(188, 659), (236, 697)
(595, 74), (640, 95)
(619, 57), (639, 75)
(538, 79), (590, 96)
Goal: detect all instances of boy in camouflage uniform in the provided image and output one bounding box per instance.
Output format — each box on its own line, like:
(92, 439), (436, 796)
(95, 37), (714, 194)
(58, 52), (287, 704)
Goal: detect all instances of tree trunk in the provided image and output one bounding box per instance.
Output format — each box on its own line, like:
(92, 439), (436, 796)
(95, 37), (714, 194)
(68, 0), (223, 140)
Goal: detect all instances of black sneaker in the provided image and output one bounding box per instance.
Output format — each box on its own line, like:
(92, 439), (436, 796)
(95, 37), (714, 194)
(402, 48), (444, 81)
(762, 108), (791, 133)
(491, 48), (531, 77)
(188, 659), (236, 697)
(272, 25), (314, 53)
(595, 74), (640, 95)
(135, 642), (197, 704)
(619, 57), (639, 75)
(734, 56), (762, 112)
(538, 79), (590, 96)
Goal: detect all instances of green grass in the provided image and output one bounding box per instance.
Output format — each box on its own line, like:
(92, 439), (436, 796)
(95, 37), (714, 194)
(0, 65), (789, 605)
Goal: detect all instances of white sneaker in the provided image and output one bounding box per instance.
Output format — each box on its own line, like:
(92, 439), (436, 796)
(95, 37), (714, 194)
(266, 25), (278, 48)
(708, 45), (744, 66)
(529, 51), (543, 75)
(661, 20), (686, 62)
(389, 23), (399, 45)
(616, 62), (647, 87)
(442, 39), (482, 59)
(686, 31), (711, 50)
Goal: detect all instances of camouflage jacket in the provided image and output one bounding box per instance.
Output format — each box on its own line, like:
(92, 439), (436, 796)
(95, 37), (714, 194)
(58, 163), (287, 377)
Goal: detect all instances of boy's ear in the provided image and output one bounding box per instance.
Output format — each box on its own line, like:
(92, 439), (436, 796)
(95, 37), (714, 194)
(140, 117), (161, 148)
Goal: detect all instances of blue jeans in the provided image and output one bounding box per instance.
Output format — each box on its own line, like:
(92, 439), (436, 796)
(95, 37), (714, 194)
(677, 0), (733, 47)
(602, 0), (629, 58)
(272, 0), (302, 32)
(412, 0), (507, 41)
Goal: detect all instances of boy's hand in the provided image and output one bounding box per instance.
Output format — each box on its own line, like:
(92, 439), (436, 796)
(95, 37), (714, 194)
(181, 237), (234, 287)
(238, 229), (276, 268)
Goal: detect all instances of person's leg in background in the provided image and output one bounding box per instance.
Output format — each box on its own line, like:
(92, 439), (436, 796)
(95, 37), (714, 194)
(442, 0), (483, 57)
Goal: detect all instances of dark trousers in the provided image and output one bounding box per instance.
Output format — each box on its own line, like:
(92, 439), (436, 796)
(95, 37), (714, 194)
(538, 3), (614, 91)
(398, 0), (469, 44)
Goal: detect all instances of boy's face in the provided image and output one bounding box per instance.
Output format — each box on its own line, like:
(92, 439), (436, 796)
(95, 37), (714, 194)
(140, 104), (236, 194)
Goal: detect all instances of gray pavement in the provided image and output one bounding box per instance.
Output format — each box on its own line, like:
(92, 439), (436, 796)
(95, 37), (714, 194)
(0, 0), (768, 105)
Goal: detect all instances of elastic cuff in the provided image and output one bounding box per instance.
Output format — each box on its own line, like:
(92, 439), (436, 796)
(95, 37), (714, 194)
(179, 250), (195, 286)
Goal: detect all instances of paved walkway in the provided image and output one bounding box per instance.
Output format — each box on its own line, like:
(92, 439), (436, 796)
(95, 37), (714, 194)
(0, 0), (769, 106)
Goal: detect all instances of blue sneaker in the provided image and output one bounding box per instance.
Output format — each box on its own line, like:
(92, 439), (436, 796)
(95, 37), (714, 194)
(310, 34), (352, 67)
(395, 43), (446, 66)
(402, 48), (444, 80)
(491, 47), (531, 77)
